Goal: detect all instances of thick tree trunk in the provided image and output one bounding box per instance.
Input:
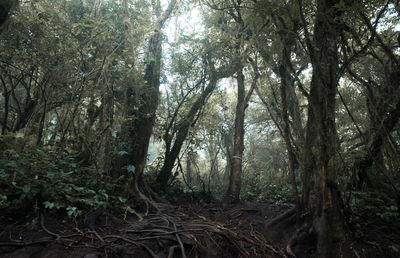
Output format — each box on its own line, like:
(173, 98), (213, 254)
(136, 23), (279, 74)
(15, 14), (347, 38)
(300, 0), (344, 256)
(122, 0), (176, 208)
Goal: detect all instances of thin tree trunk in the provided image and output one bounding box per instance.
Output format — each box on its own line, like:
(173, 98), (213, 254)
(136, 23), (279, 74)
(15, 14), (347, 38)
(156, 77), (218, 190)
(279, 47), (300, 212)
(1, 76), (9, 135)
(225, 68), (245, 203)
(225, 64), (257, 203)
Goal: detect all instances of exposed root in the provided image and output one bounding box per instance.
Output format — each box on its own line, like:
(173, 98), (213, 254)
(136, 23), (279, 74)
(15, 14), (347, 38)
(167, 245), (180, 258)
(168, 216), (186, 258)
(40, 213), (60, 241)
(286, 224), (310, 257)
(133, 178), (160, 216)
(0, 239), (54, 247)
(1, 203), (287, 257)
(264, 207), (319, 257)
(265, 207), (296, 230)
(0, 214), (59, 247)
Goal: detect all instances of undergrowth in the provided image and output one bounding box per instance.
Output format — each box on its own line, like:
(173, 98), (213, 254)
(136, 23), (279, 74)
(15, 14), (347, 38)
(0, 134), (127, 223)
(1, 134), (398, 230)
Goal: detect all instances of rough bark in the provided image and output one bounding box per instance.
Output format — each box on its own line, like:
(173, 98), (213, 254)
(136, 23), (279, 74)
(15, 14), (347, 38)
(225, 68), (246, 203)
(272, 13), (302, 212)
(122, 0), (176, 209)
(299, 0), (345, 256)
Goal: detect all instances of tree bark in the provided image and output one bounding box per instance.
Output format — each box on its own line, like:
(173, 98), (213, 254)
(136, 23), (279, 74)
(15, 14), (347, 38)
(272, 13), (302, 212)
(299, 0), (345, 256)
(122, 0), (176, 208)
(225, 68), (246, 203)
(279, 47), (300, 212)
(225, 65), (257, 203)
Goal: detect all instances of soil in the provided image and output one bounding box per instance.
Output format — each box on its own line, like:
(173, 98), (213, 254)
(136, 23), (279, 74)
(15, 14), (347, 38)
(0, 202), (399, 257)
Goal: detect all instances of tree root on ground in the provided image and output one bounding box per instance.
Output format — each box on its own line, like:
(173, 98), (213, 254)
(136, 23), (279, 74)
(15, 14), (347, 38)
(265, 208), (296, 230)
(265, 208), (318, 257)
(1, 205), (286, 257)
(0, 213), (59, 247)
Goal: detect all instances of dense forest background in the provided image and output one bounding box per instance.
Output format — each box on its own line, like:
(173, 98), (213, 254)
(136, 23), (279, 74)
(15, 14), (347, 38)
(0, 0), (399, 257)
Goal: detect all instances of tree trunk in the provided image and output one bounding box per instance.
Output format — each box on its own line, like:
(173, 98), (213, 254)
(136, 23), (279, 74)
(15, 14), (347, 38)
(279, 47), (300, 212)
(224, 59), (258, 203)
(156, 77), (218, 190)
(186, 151), (194, 185)
(1, 77), (9, 134)
(122, 0), (176, 208)
(300, 0), (344, 256)
(156, 60), (240, 190)
(225, 68), (246, 203)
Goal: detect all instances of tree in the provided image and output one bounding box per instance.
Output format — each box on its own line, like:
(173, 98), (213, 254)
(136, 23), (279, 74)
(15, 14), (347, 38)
(251, 0), (345, 256)
(120, 0), (177, 210)
(299, 0), (344, 255)
(340, 0), (400, 209)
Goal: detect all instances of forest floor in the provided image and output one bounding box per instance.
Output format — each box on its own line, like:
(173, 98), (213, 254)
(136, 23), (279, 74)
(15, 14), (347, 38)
(0, 202), (399, 258)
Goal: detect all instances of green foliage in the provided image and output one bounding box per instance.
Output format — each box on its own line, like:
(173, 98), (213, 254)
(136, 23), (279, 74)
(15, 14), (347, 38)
(348, 190), (399, 224)
(0, 134), (122, 220)
(241, 170), (294, 204)
(126, 165), (136, 174)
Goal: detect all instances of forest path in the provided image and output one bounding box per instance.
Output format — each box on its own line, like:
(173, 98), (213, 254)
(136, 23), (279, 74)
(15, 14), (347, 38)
(1, 202), (396, 257)
(0, 202), (290, 258)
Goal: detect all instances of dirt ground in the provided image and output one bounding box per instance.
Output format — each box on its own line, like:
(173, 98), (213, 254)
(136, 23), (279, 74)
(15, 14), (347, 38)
(0, 202), (399, 257)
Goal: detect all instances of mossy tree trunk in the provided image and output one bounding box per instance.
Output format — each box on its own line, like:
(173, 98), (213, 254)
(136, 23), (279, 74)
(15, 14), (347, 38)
(225, 67), (246, 203)
(300, 0), (344, 256)
(120, 0), (176, 209)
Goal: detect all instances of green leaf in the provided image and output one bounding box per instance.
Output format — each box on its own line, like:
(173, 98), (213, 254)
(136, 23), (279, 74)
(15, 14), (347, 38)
(44, 201), (55, 209)
(118, 197), (127, 203)
(22, 185), (30, 193)
(117, 150), (129, 156)
(0, 195), (7, 203)
(67, 206), (78, 217)
(126, 165), (136, 173)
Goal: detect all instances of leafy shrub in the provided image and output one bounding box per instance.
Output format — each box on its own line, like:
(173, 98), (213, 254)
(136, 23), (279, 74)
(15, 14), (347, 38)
(241, 170), (294, 204)
(347, 190), (399, 224)
(0, 134), (120, 221)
